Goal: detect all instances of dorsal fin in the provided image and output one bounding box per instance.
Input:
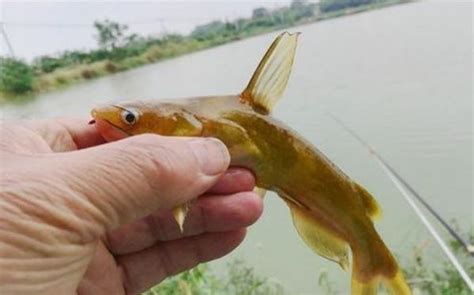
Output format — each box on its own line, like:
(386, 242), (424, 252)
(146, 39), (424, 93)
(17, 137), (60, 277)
(241, 32), (299, 115)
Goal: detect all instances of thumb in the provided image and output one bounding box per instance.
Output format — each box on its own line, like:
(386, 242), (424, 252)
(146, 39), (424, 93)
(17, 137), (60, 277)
(52, 134), (230, 234)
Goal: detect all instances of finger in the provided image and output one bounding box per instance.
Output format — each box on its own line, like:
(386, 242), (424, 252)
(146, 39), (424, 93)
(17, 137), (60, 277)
(94, 118), (128, 142)
(46, 134), (230, 238)
(208, 168), (255, 195)
(56, 118), (106, 149)
(105, 191), (262, 254)
(25, 118), (106, 152)
(117, 229), (246, 295)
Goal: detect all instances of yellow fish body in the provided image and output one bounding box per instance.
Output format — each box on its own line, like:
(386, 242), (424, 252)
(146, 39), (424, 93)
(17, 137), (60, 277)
(91, 32), (411, 295)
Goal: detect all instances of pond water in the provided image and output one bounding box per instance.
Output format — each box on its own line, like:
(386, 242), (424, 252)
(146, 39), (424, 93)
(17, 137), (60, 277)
(1, 2), (472, 293)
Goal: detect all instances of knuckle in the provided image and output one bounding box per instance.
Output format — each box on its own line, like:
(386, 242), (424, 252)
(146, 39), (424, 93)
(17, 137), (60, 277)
(110, 135), (208, 208)
(122, 135), (200, 193)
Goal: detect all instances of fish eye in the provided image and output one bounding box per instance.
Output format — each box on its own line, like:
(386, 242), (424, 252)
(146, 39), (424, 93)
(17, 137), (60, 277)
(121, 109), (139, 125)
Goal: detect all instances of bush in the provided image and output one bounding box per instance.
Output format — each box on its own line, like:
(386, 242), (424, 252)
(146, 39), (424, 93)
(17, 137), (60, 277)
(54, 74), (68, 85)
(81, 68), (97, 79)
(143, 46), (164, 62)
(118, 56), (147, 70)
(104, 60), (118, 73)
(32, 56), (64, 73)
(0, 58), (34, 93)
(320, 0), (373, 13)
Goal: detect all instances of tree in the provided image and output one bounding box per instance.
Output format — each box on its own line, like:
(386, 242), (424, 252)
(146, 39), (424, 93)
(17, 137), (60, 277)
(320, 0), (373, 13)
(93, 20), (129, 50)
(252, 7), (270, 19)
(290, 0), (315, 19)
(291, 0), (309, 10)
(191, 21), (226, 40)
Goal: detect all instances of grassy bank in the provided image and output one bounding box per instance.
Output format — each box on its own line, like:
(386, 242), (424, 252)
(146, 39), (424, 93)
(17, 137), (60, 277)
(0, 0), (411, 103)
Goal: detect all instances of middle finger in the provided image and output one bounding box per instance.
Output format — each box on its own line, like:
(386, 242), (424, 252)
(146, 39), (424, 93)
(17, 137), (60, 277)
(105, 191), (262, 255)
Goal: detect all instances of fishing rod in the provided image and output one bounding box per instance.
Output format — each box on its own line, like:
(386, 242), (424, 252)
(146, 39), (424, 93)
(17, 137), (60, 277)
(328, 113), (474, 291)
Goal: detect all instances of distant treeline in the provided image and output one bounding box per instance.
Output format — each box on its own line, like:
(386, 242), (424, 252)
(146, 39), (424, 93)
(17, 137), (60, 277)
(0, 0), (408, 99)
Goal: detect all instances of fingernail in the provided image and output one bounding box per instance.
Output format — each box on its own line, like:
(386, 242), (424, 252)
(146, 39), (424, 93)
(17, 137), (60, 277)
(189, 138), (230, 175)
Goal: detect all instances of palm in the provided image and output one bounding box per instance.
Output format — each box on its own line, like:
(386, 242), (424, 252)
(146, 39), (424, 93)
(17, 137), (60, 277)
(79, 241), (125, 294)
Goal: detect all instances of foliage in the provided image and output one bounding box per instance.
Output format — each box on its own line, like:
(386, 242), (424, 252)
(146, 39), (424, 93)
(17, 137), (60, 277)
(104, 60), (118, 73)
(252, 7), (271, 19)
(81, 68), (97, 79)
(290, 0), (316, 19)
(0, 58), (34, 93)
(404, 228), (474, 295)
(94, 19), (129, 50)
(317, 270), (340, 295)
(1, 0), (408, 100)
(320, 0), (373, 13)
(143, 259), (284, 295)
(223, 259), (284, 295)
(32, 56), (63, 73)
(144, 264), (220, 295)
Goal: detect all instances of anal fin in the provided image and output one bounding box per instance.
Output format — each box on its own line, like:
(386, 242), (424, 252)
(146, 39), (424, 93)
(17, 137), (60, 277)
(285, 200), (350, 270)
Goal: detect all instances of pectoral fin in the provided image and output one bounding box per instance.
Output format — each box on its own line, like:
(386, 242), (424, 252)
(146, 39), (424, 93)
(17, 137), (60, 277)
(172, 203), (190, 233)
(253, 187), (267, 198)
(241, 32), (299, 114)
(285, 200), (350, 270)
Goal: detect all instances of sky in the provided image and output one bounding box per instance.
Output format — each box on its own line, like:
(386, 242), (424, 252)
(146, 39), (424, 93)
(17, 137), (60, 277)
(0, 0), (296, 61)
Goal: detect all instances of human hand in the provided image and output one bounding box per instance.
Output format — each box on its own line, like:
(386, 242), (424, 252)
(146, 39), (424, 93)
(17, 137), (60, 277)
(0, 119), (262, 295)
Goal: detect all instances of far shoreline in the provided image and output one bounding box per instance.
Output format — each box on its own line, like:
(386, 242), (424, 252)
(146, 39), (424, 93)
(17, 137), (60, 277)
(0, 0), (412, 104)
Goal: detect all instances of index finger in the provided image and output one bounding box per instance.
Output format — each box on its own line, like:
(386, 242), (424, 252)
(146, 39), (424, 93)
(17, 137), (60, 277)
(26, 118), (106, 151)
(208, 168), (255, 195)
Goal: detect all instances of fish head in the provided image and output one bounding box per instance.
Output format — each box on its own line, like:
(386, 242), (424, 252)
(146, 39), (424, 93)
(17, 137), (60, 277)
(90, 101), (203, 140)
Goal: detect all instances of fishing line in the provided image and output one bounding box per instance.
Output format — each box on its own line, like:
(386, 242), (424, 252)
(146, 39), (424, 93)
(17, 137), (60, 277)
(328, 113), (474, 255)
(328, 112), (474, 291)
(380, 159), (474, 291)
(377, 156), (474, 256)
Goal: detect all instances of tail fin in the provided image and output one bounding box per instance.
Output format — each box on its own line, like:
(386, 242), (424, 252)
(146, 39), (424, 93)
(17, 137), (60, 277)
(241, 31), (299, 115)
(351, 232), (411, 295)
(352, 270), (411, 295)
(285, 195), (411, 294)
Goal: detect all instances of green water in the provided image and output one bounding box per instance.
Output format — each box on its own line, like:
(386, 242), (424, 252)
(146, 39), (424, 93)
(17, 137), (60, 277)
(1, 2), (472, 293)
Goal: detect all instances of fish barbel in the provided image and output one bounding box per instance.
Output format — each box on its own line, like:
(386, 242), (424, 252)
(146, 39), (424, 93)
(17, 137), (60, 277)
(90, 32), (411, 295)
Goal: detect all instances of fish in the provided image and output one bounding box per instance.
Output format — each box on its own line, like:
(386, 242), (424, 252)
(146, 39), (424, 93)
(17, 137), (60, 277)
(90, 32), (411, 295)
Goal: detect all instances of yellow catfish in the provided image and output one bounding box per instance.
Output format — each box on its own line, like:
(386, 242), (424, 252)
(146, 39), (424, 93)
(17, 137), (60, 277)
(90, 32), (411, 295)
